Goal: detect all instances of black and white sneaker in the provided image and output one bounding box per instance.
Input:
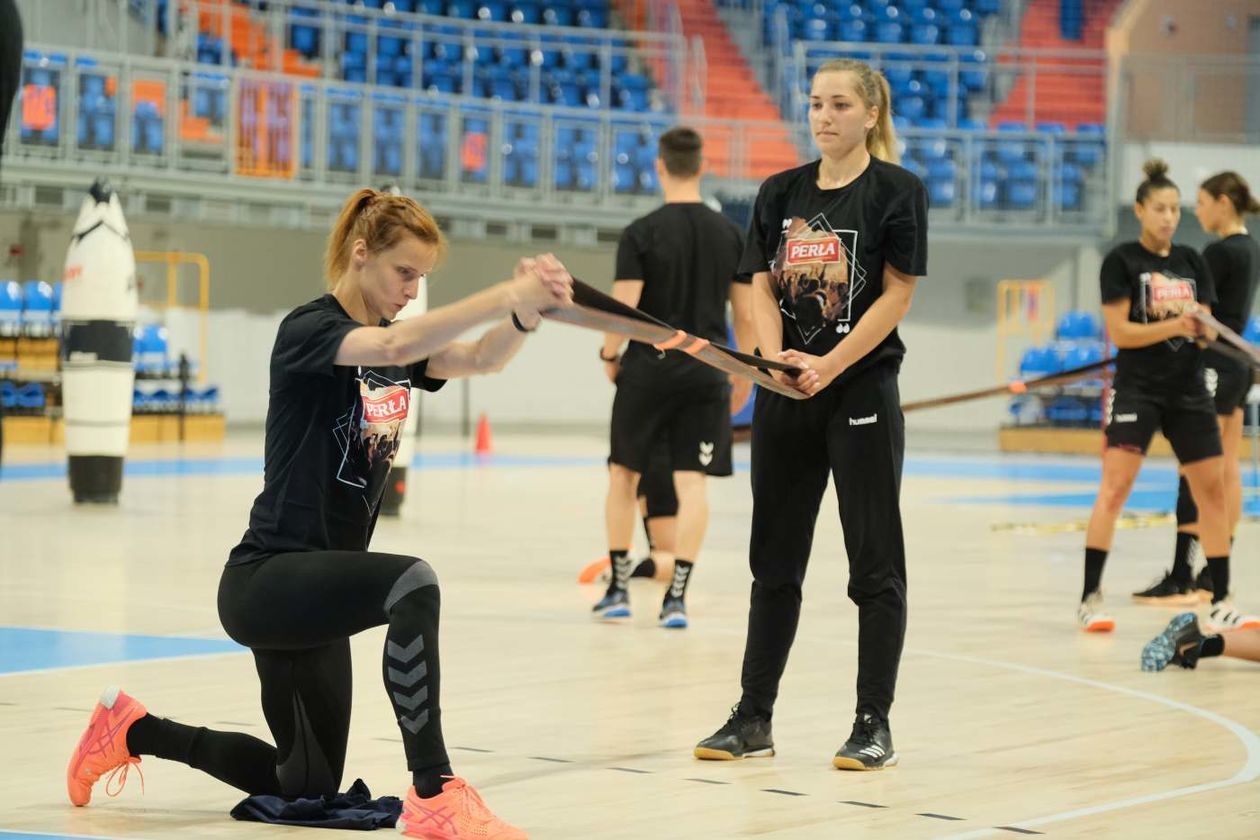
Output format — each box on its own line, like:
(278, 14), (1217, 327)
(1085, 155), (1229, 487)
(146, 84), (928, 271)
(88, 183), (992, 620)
(1141, 612), (1204, 672)
(1131, 570), (1197, 605)
(694, 706), (774, 760)
(833, 713), (898, 771)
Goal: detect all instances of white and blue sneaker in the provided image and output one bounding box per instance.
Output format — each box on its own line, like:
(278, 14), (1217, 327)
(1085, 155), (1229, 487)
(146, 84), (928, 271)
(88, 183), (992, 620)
(592, 587), (630, 619)
(659, 596), (687, 629)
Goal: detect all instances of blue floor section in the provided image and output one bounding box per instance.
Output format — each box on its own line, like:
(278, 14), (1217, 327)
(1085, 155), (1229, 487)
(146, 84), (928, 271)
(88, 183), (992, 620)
(0, 833), (117, 839)
(2, 452), (1256, 515)
(0, 627), (243, 675)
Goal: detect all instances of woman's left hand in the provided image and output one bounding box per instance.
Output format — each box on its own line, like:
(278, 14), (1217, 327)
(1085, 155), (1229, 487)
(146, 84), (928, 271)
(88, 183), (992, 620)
(778, 349), (843, 397)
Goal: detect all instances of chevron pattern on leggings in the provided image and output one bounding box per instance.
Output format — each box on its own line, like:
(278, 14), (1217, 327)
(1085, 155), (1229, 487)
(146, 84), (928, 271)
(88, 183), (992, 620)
(386, 634), (429, 734)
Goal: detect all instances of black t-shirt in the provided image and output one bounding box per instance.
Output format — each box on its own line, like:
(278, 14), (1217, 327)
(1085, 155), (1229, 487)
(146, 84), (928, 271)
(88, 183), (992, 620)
(228, 294), (445, 566)
(614, 202), (747, 391)
(1202, 232), (1259, 341)
(1099, 241), (1215, 393)
(739, 157), (928, 386)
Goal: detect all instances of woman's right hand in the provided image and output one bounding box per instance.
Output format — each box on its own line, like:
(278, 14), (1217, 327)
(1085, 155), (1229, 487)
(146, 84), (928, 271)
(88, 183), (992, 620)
(510, 253), (574, 313)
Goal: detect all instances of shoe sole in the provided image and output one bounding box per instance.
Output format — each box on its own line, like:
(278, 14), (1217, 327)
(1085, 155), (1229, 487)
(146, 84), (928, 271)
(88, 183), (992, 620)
(833, 752), (899, 771)
(1081, 619), (1115, 632)
(594, 607), (631, 620)
(1140, 613), (1196, 672)
(660, 616), (688, 629)
(693, 747), (774, 761)
(1131, 593), (1199, 606)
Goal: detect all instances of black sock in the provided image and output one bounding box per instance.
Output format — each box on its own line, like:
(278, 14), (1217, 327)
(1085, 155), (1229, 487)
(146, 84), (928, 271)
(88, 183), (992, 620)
(126, 714), (188, 759)
(1170, 532), (1196, 584)
(630, 557), (656, 578)
(126, 714), (282, 795)
(413, 763), (454, 799)
(609, 550), (630, 592)
(1199, 635), (1225, 658)
(666, 559), (694, 602)
(1206, 555), (1230, 603)
(1083, 547), (1107, 601)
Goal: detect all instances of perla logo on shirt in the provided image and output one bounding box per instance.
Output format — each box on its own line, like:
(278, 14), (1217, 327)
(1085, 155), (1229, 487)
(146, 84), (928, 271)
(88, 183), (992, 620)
(772, 214), (866, 345)
(1138, 270), (1197, 351)
(362, 388), (410, 423)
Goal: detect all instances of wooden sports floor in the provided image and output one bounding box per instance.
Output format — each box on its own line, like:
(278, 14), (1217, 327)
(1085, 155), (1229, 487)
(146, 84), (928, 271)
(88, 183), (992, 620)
(1, 432), (1257, 839)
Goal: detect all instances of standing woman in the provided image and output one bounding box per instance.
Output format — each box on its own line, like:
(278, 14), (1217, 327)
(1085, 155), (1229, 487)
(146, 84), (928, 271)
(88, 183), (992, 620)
(1079, 160), (1254, 635)
(694, 58), (927, 770)
(1133, 172), (1260, 611)
(65, 188), (572, 840)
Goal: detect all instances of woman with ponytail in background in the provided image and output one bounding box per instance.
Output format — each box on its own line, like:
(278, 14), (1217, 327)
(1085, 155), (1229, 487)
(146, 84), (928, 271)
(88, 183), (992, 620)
(65, 188), (573, 839)
(1080, 160), (1256, 638)
(1134, 172), (1260, 617)
(694, 58), (928, 771)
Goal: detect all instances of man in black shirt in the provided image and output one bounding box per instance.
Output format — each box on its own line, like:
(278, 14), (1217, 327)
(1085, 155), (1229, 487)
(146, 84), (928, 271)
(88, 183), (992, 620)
(592, 127), (754, 628)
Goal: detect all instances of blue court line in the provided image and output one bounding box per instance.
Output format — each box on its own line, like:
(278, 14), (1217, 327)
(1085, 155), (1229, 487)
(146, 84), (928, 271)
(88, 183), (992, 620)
(0, 832), (118, 840)
(0, 627), (243, 676)
(0, 452), (603, 482)
(2, 452), (1255, 491)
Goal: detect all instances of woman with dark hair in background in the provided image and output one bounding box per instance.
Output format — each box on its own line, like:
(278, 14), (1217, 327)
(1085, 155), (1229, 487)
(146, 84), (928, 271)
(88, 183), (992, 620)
(1079, 160), (1255, 636)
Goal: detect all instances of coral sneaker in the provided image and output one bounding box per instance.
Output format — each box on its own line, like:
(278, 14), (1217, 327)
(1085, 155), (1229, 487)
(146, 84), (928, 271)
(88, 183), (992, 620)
(397, 777), (527, 839)
(66, 686), (147, 806)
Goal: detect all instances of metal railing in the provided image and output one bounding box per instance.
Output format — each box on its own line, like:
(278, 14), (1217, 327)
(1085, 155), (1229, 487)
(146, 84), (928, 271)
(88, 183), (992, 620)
(4, 42), (1116, 235)
(16, 0), (700, 113)
(778, 36), (1110, 130)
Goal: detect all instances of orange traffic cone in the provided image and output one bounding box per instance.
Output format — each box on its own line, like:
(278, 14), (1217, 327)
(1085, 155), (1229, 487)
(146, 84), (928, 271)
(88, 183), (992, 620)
(474, 412), (493, 455)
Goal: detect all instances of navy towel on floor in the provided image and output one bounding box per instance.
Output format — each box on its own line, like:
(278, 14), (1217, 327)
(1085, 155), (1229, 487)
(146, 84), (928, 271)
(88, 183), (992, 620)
(231, 778), (402, 830)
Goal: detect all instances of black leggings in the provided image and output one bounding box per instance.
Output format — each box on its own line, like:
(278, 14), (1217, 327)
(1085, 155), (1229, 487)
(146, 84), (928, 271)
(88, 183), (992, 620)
(739, 361), (908, 722)
(129, 550), (445, 799)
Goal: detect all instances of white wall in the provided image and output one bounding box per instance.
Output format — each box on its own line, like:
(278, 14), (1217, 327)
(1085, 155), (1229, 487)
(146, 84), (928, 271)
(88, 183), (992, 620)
(1119, 142), (1260, 202)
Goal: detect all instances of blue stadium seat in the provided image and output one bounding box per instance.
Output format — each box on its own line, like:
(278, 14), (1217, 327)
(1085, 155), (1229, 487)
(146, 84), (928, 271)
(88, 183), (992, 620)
(289, 7), (321, 58)
(875, 21), (904, 44)
(0, 280), (23, 336)
(21, 280), (54, 336)
(1243, 316), (1260, 344)
(1056, 311), (1101, 340)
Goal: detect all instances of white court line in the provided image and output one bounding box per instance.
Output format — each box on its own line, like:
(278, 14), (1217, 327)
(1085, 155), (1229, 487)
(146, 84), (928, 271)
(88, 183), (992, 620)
(0, 651), (246, 679)
(920, 648), (1260, 839)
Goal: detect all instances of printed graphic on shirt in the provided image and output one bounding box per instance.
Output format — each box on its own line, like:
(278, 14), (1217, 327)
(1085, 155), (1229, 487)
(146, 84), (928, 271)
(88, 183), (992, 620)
(332, 369), (411, 507)
(1138, 270), (1198, 350)
(771, 214), (868, 344)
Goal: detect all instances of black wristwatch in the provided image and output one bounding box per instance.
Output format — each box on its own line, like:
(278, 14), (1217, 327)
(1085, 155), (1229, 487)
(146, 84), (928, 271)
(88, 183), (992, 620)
(511, 312), (537, 333)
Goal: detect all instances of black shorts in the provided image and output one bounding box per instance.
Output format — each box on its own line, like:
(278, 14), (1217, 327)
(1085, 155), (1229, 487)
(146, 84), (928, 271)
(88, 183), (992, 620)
(1104, 384), (1222, 463)
(1204, 357), (1253, 415)
(610, 382), (732, 477)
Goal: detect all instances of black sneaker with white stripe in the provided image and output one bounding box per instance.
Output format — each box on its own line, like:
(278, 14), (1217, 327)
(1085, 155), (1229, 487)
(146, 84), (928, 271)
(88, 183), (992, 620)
(833, 713), (898, 770)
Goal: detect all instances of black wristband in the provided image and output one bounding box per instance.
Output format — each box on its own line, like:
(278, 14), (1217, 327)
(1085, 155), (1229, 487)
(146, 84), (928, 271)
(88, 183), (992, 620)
(511, 312), (537, 333)
(599, 348), (620, 362)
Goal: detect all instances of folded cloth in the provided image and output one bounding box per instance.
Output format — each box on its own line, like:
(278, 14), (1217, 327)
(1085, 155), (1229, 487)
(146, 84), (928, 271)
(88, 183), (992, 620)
(231, 778), (402, 830)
